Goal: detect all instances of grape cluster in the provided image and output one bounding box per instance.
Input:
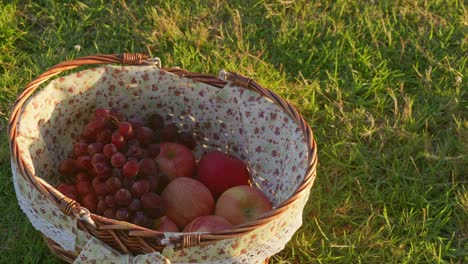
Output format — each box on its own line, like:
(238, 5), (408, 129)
(56, 108), (196, 228)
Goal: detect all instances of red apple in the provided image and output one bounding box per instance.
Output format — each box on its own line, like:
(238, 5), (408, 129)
(196, 151), (250, 198)
(161, 177), (214, 228)
(183, 215), (233, 233)
(215, 185), (272, 226)
(155, 216), (179, 232)
(155, 142), (196, 181)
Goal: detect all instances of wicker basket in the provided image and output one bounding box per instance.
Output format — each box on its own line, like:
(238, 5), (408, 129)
(8, 53), (317, 263)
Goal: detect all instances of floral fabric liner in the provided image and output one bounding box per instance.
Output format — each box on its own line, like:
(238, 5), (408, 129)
(12, 65), (313, 263)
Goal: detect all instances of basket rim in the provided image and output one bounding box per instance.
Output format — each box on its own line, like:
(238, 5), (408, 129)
(8, 53), (318, 254)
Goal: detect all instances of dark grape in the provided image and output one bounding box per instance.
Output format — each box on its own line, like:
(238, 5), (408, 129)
(131, 180), (150, 198)
(126, 145), (145, 159)
(109, 108), (126, 122)
(160, 124), (179, 142)
(131, 211), (148, 227)
(105, 176), (122, 193)
(139, 158), (157, 176)
(128, 117), (144, 129)
(118, 122), (134, 139)
(103, 143), (118, 158)
(111, 152), (126, 168)
(73, 142), (88, 156)
(122, 159), (139, 178)
(96, 199), (107, 214)
(115, 189), (132, 206)
(128, 198), (142, 211)
(104, 194), (116, 208)
(135, 126), (154, 144)
(103, 208), (116, 219)
(112, 168), (123, 178)
(115, 208), (131, 221)
(147, 175), (159, 193)
(146, 144), (160, 158)
(58, 159), (76, 176)
(177, 131), (197, 149)
(122, 177), (135, 189)
(148, 113), (165, 130)
(146, 208), (165, 219)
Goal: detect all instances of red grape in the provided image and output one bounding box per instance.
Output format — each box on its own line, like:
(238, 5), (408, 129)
(82, 193), (98, 213)
(115, 189), (132, 206)
(111, 131), (126, 149)
(115, 208), (131, 221)
(160, 124), (179, 142)
(56, 184), (78, 198)
(131, 180), (150, 198)
(95, 108), (110, 118)
(128, 198), (142, 211)
(76, 181), (92, 196)
(58, 159), (76, 176)
(178, 131), (197, 149)
(111, 152), (126, 168)
(91, 153), (107, 166)
(75, 172), (90, 182)
(83, 118), (105, 138)
(73, 142), (88, 156)
(103, 208), (116, 219)
(103, 143), (118, 158)
(93, 162), (111, 177)
(141, 192), (165, 218)
(139, 158), (157, 176)
(105, 176), (122, 193)
(122, 159), (139, 178)
(141, 192), (163, 210)
(92, 177), (108, 196)
(131, 211), (148, 227)
(135, 126), (154, 144)
(95, 129), (112, 144)
(119, 122), (134, 139)
(104, 194), (116, 208)
(88, 142), (104, 155)
(148, 113), (165, 130)
(76, 155), (92, 170)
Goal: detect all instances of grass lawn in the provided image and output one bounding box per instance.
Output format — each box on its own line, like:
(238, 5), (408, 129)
(0, 0), (466, 263)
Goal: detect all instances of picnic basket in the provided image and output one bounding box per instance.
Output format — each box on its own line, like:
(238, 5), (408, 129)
(8, 53), (317, 263)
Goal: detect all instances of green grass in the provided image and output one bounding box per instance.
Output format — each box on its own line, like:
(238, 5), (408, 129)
(1, 0), (467, 263)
